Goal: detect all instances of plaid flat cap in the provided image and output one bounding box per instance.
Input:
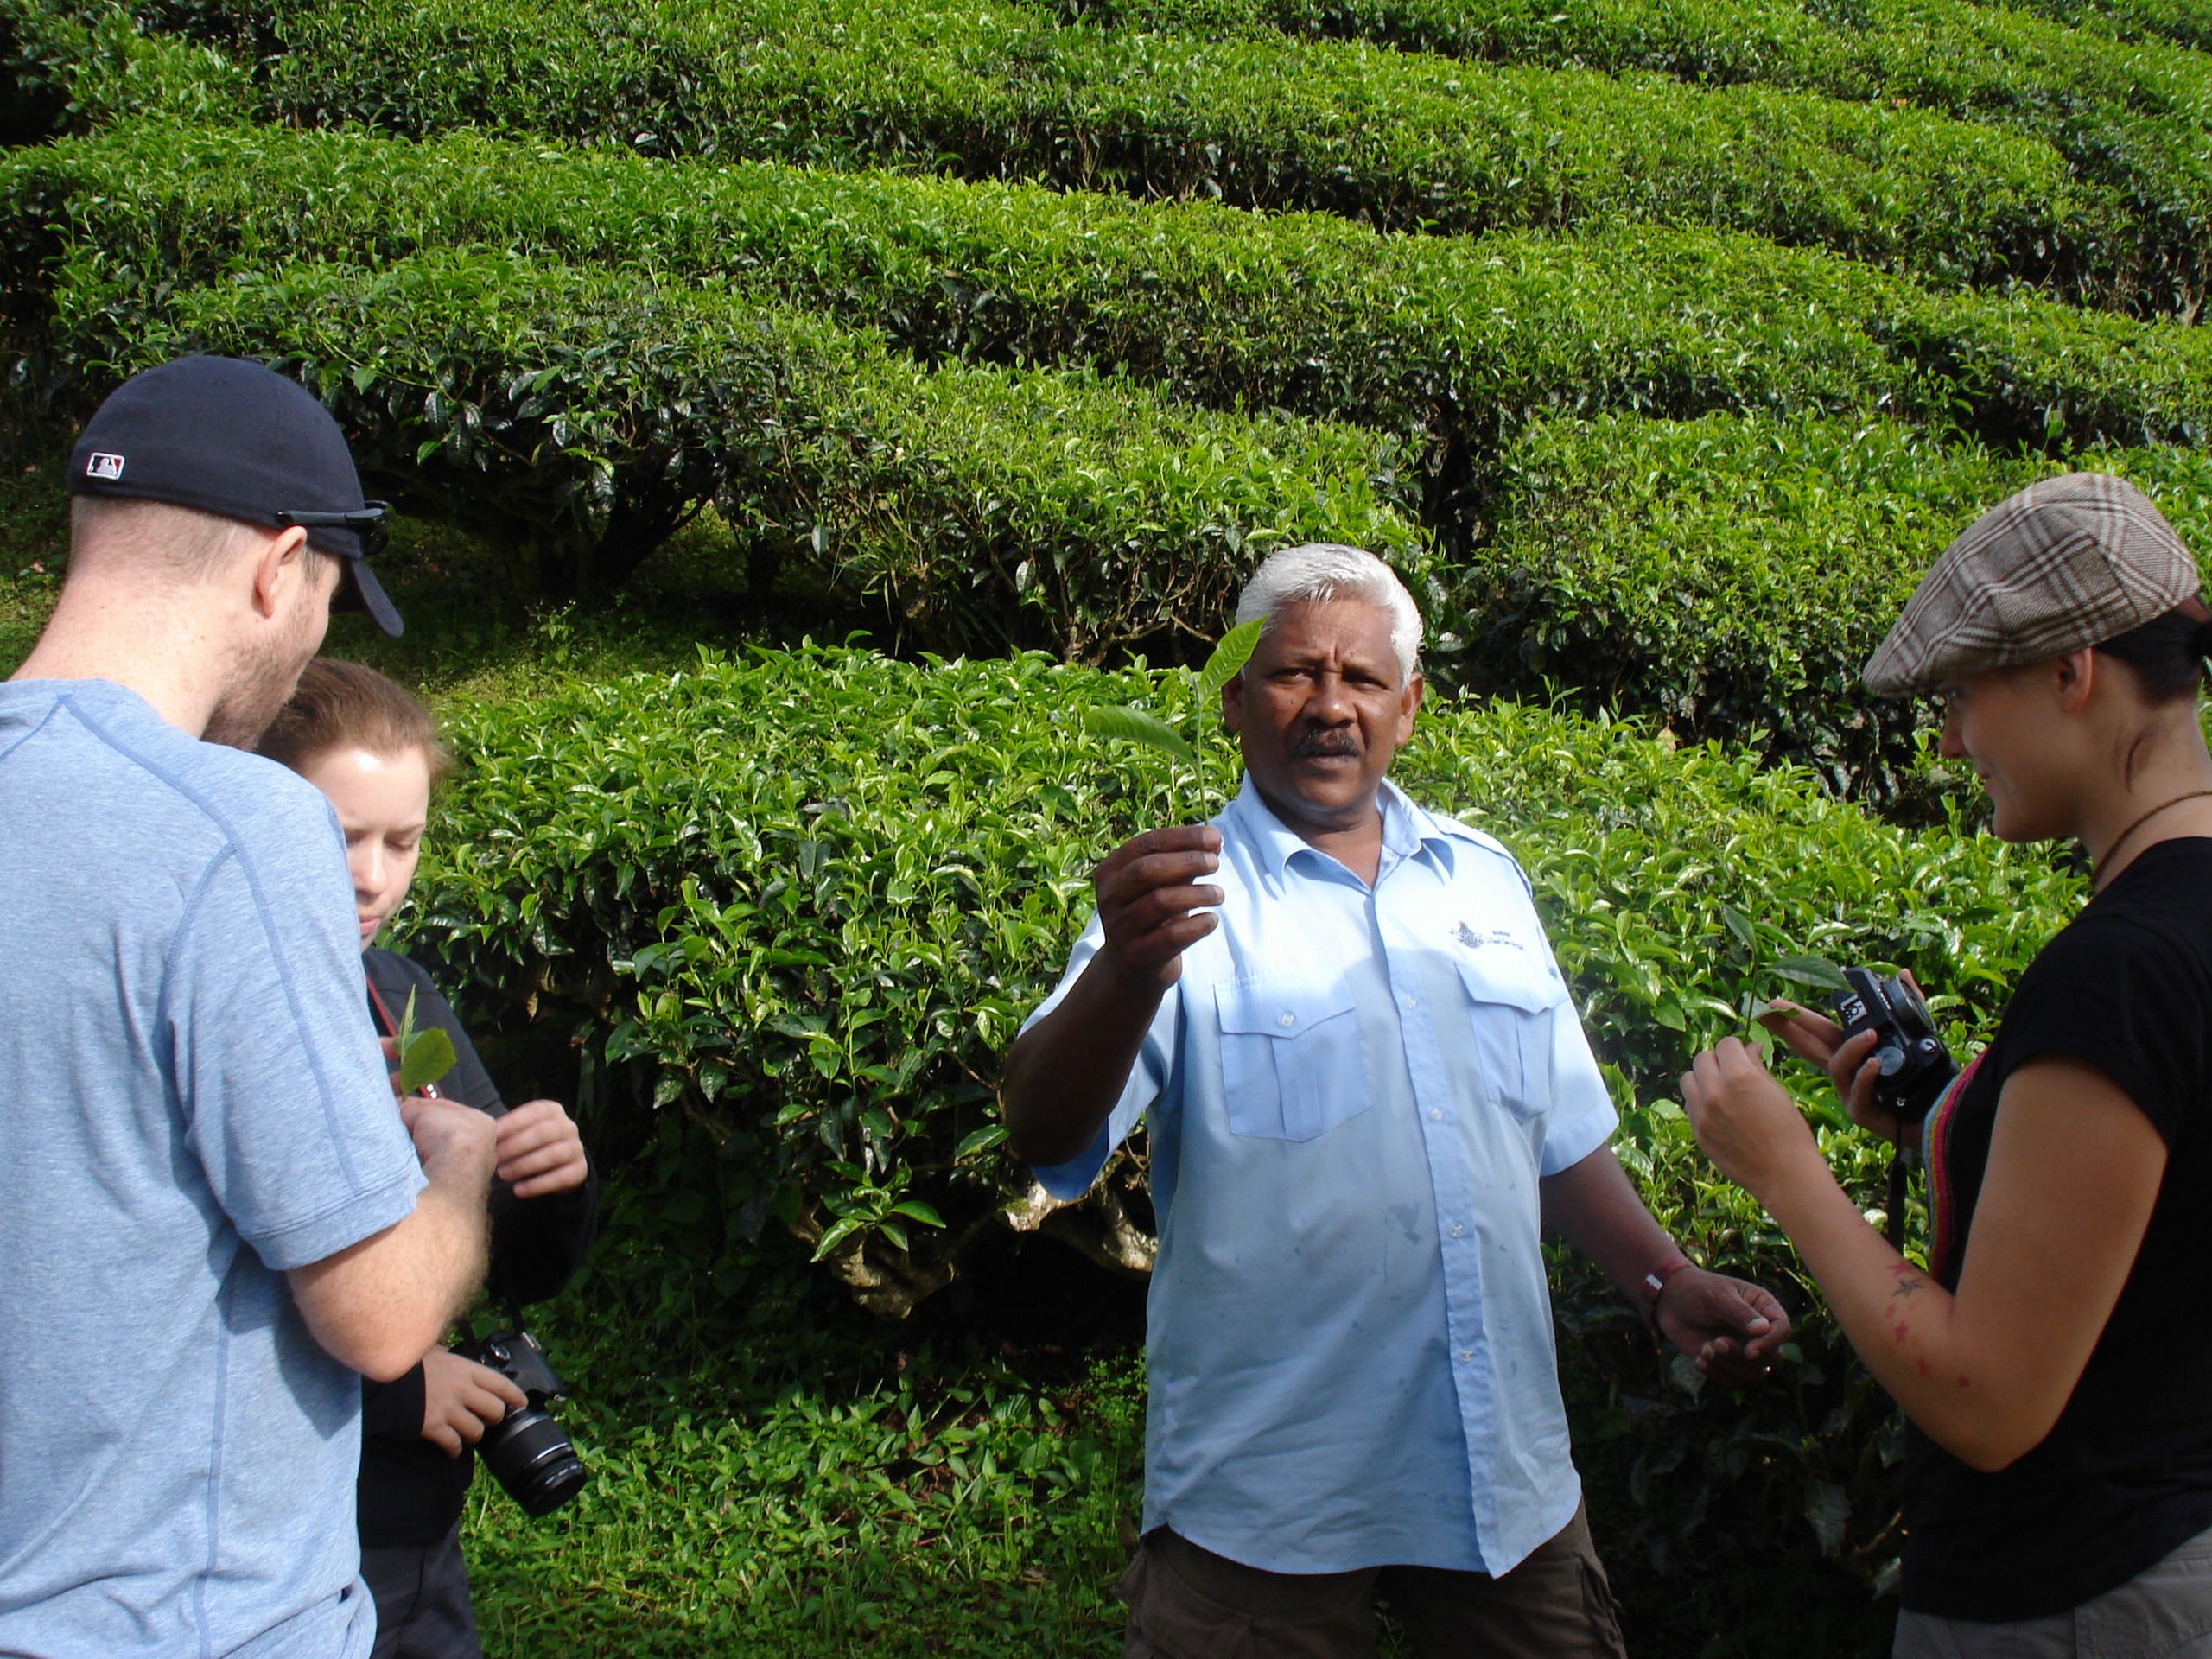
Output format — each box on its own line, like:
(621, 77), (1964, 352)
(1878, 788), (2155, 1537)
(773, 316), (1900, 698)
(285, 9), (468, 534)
(1864, 472), (2203, 698)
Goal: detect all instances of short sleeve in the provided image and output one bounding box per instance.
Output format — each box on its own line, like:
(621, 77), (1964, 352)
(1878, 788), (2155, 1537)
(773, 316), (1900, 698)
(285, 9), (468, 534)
(1462, 844), (1618, 1176)
(168, 804), (423, 1270)
(1538, 988), (1619, 1176)
(1998, 916), (2202, 1147)
(1020, 912), (1179, 1201)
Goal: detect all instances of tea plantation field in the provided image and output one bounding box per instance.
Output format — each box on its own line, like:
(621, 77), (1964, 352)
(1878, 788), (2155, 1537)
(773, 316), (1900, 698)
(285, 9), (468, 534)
(1, 0), (2205, 1650)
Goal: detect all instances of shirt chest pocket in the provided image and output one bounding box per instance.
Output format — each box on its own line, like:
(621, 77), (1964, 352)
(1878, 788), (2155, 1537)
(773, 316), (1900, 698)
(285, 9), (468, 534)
(1214, 979), (1370, 1142)
(1453, 953), (1567, 1123)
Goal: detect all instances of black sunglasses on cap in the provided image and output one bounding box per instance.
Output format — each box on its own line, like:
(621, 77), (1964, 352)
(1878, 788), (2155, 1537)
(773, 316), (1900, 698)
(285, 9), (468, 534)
(273, 501), (391, 560)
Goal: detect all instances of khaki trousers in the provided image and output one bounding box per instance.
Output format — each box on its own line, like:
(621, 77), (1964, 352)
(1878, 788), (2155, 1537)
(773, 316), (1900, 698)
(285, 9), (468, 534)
(1117, 1503), (1628, 1659)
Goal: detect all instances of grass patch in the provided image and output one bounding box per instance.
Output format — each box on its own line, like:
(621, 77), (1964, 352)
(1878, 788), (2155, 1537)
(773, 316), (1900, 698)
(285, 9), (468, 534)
(458, 1176), (1142, 1658)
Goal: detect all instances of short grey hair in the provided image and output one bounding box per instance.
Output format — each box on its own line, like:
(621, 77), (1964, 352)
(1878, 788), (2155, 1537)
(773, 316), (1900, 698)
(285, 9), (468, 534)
(1232, 543), (1422, 685)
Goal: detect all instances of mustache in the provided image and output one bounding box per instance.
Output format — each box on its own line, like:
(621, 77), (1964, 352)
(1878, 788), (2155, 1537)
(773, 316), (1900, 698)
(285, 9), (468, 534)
(1291, 730), (1361, 759)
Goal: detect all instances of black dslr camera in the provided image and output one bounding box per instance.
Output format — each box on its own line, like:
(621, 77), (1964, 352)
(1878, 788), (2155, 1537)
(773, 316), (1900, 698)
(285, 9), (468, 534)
(1831, 968), (1955, 1124)
(450, 1329), (588, 1517)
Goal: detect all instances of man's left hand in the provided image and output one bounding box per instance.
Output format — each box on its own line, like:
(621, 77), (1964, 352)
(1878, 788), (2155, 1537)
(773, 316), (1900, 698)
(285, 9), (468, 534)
(494, 1100), (589, 1198)
(1655, 1268), (1791, 1385)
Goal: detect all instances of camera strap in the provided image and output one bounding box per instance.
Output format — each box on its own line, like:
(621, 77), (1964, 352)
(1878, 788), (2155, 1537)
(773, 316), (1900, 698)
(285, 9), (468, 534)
(364, 974), (400, 1039)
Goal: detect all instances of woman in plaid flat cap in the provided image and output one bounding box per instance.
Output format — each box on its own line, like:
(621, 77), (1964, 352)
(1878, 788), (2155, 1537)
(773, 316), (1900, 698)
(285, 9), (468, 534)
(1681, 473), (2212, 1654)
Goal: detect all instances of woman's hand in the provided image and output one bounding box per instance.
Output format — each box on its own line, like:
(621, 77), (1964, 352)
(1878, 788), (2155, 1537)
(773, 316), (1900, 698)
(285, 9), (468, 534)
(1755, 970), (1936, 1145)
(494, 1099), (589, 1198)
(1681, 1038), (1827, 1205)
(1756, 1001), (1898, 1143)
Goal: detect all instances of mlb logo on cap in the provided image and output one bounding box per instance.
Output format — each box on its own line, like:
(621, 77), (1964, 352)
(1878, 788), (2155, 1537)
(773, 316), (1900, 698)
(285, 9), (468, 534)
(85, 453), (125, 481)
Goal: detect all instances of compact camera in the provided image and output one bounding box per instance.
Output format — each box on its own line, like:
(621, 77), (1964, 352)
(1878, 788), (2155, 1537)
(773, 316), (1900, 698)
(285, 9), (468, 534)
(1831, 967), (1956, 1124)
(450, 1329), (588, 1517)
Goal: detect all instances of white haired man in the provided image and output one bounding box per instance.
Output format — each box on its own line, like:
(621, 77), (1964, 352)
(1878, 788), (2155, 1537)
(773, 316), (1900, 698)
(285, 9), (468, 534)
(1002, 543), (1789, 1656)
(0, 357), (499, 1657)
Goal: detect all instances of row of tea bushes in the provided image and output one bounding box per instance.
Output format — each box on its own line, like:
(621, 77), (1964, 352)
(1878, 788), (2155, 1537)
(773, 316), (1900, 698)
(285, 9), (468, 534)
(411, 650), (2081, 1624)
(57, 248), (1424, 650)
(408, 645), (2083, 1317)
(1059, 0), (2212, 318)
(1465, 411), (2212, 798)
(2004, 0), (2212, 52)
(10, 123), (2209, 474)
(90, 0), (2160, 302)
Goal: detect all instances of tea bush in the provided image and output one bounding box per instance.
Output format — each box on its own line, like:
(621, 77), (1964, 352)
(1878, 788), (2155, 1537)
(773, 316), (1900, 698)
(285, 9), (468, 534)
(0, 0), (244, 142)
(1458, 411), (2212, 798)
(409, 647), (2079, 1300)
(399, 648), (2084, 1623)
(9, 124), (2209, 494)
(103, 0), (2152, 303)
(2003, 0), (2212, 53)
(1058, 0), (2212, 318)
(41, 249), (1425, 647)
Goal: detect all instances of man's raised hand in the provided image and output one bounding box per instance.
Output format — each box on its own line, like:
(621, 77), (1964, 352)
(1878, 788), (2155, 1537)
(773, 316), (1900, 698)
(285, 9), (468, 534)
(1093, 825), (1224, 989)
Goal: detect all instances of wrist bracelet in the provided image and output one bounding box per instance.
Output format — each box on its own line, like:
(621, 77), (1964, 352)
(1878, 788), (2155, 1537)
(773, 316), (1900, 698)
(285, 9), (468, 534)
(1637, 1253), (1695, 1328)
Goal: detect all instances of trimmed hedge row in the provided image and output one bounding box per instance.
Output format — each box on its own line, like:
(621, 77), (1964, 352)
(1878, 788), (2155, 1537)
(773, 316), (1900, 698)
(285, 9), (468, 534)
(2005, 0), (2212, 54)
(0, 0), (245, 143)
(52, 249), (1426, 652)
(412, 645), (2080, 1303)
(1057, 0), (2212, 317)
(130, 0), (2155, 302)
(407, 648), (2083, 1587)
(1461, 412), (2212, 799)
(9, 124), (2210, 480)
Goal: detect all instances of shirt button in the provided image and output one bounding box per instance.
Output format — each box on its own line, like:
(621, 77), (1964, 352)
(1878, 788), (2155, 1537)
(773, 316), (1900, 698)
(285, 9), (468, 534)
(1401, 993), (1418, 1011)
(1449, 1222), (1465, 1238)
(1458, 1349), (1475, 1363)
(1429, 1108), (1443, 1122)
(1278, 1012), (1295, 1028)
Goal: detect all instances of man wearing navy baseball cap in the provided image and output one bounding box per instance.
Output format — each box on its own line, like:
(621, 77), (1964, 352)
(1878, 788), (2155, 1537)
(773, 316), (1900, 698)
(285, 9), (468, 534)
(0, 357), (498, 1659)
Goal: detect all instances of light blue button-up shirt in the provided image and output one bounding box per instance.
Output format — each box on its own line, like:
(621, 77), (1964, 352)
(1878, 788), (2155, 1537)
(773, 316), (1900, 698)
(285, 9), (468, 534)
(1027, 775), (1616, 1576)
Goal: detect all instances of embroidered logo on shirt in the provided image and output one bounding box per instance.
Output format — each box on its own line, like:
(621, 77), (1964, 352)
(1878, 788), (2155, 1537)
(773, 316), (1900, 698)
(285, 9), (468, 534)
(1452, 922), (1524, 951)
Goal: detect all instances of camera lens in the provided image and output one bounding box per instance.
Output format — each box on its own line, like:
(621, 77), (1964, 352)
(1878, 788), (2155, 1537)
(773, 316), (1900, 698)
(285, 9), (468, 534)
(480, 1405), (588, 1518)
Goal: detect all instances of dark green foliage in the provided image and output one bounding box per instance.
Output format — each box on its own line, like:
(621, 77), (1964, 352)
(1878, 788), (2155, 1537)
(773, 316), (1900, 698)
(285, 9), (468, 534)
(46, 249), (1423, 648)
(1058, 0), (2212, 319)
(109, 0), (2167, 304)
(8, 124), (2210, 542)
(410, 647), (2078, 1297)
(460, 1217), (1142, 1656)
(1458, 411), (2212, 798)
(402, 649), (2083, 1635)
(1999, 0), (2212, 54)
(0, 0), (244, 143)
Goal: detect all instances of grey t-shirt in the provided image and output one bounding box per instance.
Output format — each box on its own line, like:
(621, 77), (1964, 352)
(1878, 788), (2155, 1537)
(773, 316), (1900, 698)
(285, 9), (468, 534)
(0, 679), (425, 1658)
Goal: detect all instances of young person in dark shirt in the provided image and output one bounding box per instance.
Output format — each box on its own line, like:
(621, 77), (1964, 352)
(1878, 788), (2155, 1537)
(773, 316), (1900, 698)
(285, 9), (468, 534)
(261, 660), (599, 1659)
(1679, 473), (2212, 1653)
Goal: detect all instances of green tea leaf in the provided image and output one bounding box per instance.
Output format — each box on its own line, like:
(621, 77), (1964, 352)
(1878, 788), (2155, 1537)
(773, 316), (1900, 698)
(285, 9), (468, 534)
(1196, 617), (1263, 702)
(395, 988), (460, 1095)
(1803, 1478), (1850, 1557)
(1770, 956), (1850, 994)
(1084, 704), (1197, 764)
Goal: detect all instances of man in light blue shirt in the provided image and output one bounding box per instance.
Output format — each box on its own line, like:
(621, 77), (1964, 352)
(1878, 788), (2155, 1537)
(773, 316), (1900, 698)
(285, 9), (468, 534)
(1002, 543), (1789, 1657)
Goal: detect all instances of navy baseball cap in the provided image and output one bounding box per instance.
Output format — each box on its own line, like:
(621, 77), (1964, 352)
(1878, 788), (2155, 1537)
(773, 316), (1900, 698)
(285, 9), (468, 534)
(68, 355), (404, 637)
